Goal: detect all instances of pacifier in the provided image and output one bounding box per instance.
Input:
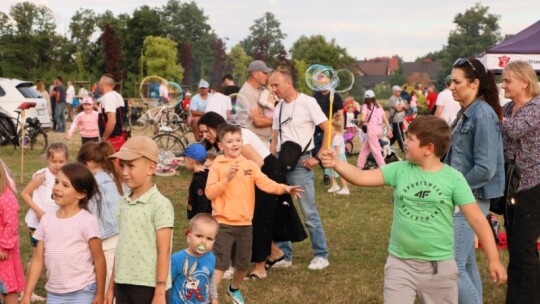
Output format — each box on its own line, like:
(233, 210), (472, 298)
(196, 243), (207, 254)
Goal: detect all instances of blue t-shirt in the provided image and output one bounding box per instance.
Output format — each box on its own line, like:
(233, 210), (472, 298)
(381, 161), (475, 260)
(189, 94), (212, 112)
(170, 249), (215, 304)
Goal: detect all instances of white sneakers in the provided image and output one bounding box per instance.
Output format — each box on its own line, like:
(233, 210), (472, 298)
(272, 259), (292, 268)
(327, 184), (340, 193)
(328, 185), (350, 195)
(308, 257), (330, 270)
(336, 188), (350, 195)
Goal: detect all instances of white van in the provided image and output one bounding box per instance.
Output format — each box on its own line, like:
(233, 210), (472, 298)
(0, 78), (52, 129)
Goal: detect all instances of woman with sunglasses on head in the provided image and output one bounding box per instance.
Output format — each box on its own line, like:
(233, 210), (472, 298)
(500, 61), (540, 304)
(444, 57), (505, 304)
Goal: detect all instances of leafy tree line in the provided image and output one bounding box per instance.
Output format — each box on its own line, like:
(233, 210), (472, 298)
(0, 1), (503, 98)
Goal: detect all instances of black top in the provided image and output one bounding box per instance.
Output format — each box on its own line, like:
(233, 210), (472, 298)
(224, 85), (240, 96)
(313, 91), (343, 133)
(54, 84), (67, 103)
(186, 170), (211, 219)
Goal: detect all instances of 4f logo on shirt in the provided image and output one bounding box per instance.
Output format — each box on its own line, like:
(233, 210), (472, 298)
(414, 190), (431, 199)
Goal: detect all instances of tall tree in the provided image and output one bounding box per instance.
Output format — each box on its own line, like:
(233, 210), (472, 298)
(209, 37), (228, 87)
(69, 9), (97, 51)
(440, 3), (502, 75)
(161, 0), (214, 83)
(99, 24), (124, 82)
(290, 35), (354, 69)
(227, 44), (252, 86)
(9, 1), (55, 36)
(241, 12), (286, 66)
(140, 36), (184, 83)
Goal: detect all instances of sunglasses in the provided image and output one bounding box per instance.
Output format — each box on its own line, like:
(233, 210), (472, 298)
(453, 58), (479, 76)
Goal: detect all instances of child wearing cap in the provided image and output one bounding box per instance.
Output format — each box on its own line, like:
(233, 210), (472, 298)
(105, 136), (175, 304)
(184, 143), (212, 219)
(205, 124), (302, 304)
(170, 213), (219, 304)
(67, 96), (99, 144)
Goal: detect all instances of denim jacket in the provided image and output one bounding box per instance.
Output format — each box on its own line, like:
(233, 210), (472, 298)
(444, 99), (504, 199)
(89, 170), (125, 239)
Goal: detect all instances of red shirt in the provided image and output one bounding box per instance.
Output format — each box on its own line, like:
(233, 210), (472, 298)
(427, 92), (438, 111)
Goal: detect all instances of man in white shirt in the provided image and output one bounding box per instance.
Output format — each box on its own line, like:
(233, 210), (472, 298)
(434, 75), (461, 126)
(205, 88), (232, 121)
(66, 81), (76, 122)
(98, 74), (125, 145)
(269, 67), (330, 271)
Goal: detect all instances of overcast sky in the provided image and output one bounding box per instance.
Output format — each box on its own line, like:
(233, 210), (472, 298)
(2, 0), (539, 61)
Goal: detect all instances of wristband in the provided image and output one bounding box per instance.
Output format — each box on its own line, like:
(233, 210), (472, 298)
(313, 155), (321, 163)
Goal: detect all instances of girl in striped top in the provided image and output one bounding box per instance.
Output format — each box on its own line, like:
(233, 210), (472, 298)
(21, 163), (106, 304)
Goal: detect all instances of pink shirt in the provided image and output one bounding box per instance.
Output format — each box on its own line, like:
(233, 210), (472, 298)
(361, 104), (386, 126)
(34, 209), (100, 293)
(67, 111), (99, 139)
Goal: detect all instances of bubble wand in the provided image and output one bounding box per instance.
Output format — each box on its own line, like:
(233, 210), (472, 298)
(305, 65), (354, 149)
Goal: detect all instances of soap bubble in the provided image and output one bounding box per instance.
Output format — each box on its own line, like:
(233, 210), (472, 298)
(228, 93), (251, 127)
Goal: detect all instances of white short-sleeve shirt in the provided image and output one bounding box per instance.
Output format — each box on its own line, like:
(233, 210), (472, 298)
(272, 93), (327, 152)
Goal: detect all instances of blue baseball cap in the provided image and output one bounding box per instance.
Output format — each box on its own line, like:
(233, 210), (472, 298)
(184, 143), (207, 163)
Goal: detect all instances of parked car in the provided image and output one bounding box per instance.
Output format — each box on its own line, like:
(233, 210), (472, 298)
(0, 78), (52, 132)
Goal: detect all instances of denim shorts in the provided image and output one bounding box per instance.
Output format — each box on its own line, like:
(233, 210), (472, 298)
(47, 283), (96, 303)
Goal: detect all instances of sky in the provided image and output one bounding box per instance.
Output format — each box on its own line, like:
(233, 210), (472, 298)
(2, 0), (539, 61)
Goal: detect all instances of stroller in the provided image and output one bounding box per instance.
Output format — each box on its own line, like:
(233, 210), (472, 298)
(363, 134), (401, 170)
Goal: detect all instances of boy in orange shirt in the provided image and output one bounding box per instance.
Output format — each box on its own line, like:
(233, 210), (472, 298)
(205, 124), (301, 304)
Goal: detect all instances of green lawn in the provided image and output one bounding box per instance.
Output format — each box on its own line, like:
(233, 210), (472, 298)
(2, 127), (508, 304)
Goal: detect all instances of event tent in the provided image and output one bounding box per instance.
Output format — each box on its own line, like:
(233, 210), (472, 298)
(479, 19), (540, 73)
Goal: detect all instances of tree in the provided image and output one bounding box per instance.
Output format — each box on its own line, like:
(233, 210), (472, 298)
(122, 6), (164, 76)
(69, 9), (97, 51)
(440, 3), (502, 76)
(241, 12), (286, 66)
(227, 44), (252, 86)
(140, 36), (184, 83)
(209, 37), (227, 87)
(99, 24), (124, 82)
(293, 59), (310, 94)
(161, 0), (214, 83)
(290, 35), (354, 69)
(9, 1), (55, 36)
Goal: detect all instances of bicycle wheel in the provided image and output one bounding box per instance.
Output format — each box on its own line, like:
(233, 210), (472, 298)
(31, 130), (48, 153)
(153, 133), (186, 156)
(0, 115), (16, 145)
(160, 112), (182, 131)
(179, 130), (195, 148)
(131, 112), (150, 131)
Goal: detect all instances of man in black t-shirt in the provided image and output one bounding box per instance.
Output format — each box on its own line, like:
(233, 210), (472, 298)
(313, 90), (344, 184)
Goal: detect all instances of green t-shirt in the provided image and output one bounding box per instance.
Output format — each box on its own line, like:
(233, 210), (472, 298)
(381, 161), (475, 261)
(115, 185), (175, 288)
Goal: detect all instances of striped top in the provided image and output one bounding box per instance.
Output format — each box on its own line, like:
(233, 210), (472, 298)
(34, 209), (100, 293)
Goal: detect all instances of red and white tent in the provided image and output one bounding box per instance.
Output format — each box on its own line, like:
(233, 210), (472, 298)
(479, 20), (540, 73)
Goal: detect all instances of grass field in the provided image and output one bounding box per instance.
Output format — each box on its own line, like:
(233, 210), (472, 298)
(1, 124), (509, 304)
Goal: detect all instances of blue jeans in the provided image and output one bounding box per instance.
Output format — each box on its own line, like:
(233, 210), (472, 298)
(54, 101), (66, 131)
(454, 199), (489, 304)
(278, 154), (328, 261)
(47, 283), (96, 303)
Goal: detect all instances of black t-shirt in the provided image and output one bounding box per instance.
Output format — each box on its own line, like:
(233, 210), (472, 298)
(186, 170), (211, 219)
(54, 84), (67, 103)
(223, 85), (240, 96)
(313, 91), (344, 133)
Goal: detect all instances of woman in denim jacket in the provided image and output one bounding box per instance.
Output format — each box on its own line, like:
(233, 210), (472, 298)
(444, 57), (504, 304)
(77, 141), (127, 292)
(500, 61), (540, 304)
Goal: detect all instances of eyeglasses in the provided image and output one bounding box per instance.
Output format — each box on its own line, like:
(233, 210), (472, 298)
(453, 58), (478, 76)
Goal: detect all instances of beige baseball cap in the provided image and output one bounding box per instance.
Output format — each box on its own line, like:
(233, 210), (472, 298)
(110, 136), (159, 163)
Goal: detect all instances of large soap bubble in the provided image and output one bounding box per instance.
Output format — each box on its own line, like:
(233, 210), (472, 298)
(305, 65), (354, 93)
(227, 93), (251, 127)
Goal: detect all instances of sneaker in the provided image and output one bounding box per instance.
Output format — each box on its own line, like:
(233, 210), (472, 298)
(327, 184), (340, 193)
(336, 188), (350, 195)
(308, 256), (329, 270)
(223, 266), (235, 280)
(227, 284), (245, 304)
(272, 259), (292, 268)
(323, 174), (330, 185)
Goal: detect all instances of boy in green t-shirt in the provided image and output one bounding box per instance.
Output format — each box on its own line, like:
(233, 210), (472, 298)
(106, 136), (175, 304)
(321, 116), (506, 303)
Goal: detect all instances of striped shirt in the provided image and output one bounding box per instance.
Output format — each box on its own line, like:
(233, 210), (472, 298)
(502, 96), (540, 192)
(34, 209), (100, 293)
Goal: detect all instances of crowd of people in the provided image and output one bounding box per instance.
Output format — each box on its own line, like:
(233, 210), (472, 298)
(0, 59), (539, 304)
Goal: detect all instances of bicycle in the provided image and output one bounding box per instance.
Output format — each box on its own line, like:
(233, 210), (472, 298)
(0, 102), (48, 153)
(152, 128), (196, 157)
(131, 102), (184, 134)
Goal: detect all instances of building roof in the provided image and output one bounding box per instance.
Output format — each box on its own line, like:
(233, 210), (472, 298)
(402, 60), (441, 79)
(357, 75), (392, 89)
(356, 61), (388, 76)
